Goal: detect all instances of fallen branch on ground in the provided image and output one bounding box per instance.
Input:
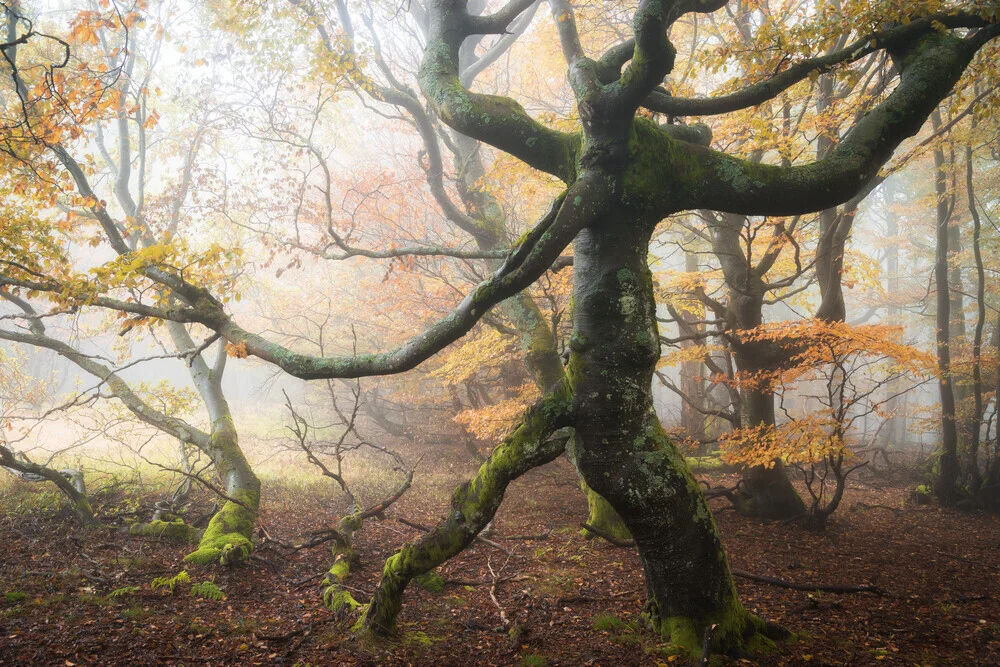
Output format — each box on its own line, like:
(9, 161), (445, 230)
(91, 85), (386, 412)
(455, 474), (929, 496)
(291, 572), (326, 589)
(729, 568), (884, 595)
(444, 574), (530, 587)
(495, 528), (551, 541)
(258, 616), (336, 642)
(487, 557), (509, 626)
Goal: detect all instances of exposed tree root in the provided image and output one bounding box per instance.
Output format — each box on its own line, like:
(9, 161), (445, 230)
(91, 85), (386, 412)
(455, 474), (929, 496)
(184, 490), (258, 566)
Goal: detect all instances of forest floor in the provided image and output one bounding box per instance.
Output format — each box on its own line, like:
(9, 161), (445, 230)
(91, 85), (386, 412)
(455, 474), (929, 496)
(1, 453), (998, 666)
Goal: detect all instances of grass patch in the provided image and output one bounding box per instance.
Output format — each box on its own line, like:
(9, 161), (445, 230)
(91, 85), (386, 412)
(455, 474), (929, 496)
(593, 613), (630, 632)
(121, 605), (151, 622)
(403, 630), (440, 648)
(4, 591), (27, 605)
(593, 613), (645, 648)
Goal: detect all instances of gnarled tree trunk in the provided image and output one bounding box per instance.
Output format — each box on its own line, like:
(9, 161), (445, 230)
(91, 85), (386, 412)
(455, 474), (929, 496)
(0, 447), (97, 526)
(570, 207), (783, 656)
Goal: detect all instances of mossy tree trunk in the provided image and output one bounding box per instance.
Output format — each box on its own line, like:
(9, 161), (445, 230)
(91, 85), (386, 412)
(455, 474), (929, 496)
(360, 384), (573, 635)
(569, 207), (782, 657)
(506, 291), (625, 538)
(320, 457), (416, 615)
(50, 1), (989, 656)
(182, 420), (260, 566)
(0, 446), (98, 526)
(448, 94), (627, 539)
(167, 324), (261, 566)
(566, 433), (632, 541)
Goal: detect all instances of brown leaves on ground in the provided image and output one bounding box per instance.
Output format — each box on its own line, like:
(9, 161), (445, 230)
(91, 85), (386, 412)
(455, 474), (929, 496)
(1, 457), (998, 666)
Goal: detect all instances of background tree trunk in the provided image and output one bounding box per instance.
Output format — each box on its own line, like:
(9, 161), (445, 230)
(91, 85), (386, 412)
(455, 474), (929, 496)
(931, 110), (961, 505)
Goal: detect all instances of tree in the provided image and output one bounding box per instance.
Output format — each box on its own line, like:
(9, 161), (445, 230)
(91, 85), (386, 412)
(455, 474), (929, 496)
(227, 0), (630, 537)
(0, 0), (261, 564)
(0, 345), (97, 525)
(717, 320), (935, 529)
(0, 0), (997, 659)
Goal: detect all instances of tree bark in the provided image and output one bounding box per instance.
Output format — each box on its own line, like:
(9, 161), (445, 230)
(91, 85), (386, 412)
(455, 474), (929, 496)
(167, 325), (261, 566)
(931, 110), (961, 506)
(360, 386), (573, 635)
(448, 103), (626, 537)
(570, 208), (783, 656)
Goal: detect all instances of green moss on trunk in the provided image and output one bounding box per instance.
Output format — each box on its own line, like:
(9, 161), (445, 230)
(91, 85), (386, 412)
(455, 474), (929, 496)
(645, 594), (788, 661)
(184, 489), (258, 566)
(360, 385), (573, 636)
(322, 548), (363, 615)
(130, 519), (201, 544)
(581, 485), (631, 541)
(569, 206), (788, 659)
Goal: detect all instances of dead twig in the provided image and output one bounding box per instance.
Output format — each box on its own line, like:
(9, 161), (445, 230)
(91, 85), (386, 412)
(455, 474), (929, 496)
(487, 557), (509, 627)
(495, 527), (552, 541)
(444, 574), (530, 587)
(259, 616), (336, 642)
(290, 571), (326, 589)
(730, 568), (884, 595)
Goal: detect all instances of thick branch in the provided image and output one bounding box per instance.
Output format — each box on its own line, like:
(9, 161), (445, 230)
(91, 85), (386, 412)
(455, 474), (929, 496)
(211, 175), (611, 380)
(645, 13), (995, 117)
(676, 30), (996, 216)
(420, 0), (579, 182)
